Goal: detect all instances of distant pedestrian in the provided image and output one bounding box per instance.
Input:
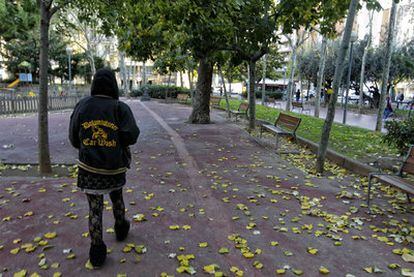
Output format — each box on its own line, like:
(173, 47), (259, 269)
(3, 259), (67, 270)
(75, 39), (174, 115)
(397, 92), (404, 109)
(295, 89), (301, 102)
(69, 68), (140, 267)
(383, 96), (394, 120)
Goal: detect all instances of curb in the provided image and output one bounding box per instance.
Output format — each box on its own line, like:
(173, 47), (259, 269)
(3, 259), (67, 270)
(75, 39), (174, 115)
(232, 116), (377, 177)
(294, 136), (376, 176)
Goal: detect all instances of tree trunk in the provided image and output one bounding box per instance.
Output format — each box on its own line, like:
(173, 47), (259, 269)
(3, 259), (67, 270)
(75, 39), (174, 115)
(38, 2), (52, 174)
(358, 42), (368, 113)
(248, 61), (256, 130)
(316, 0), (359, 173)
(142, 62), (147, 85)
(189, 57), (212, 124)
(87, 51), (96, 77)
(261, 54), (267, 105)
(376, 0), (397, 131)
(285, 45), (297, 111)
(180, 71), (184, 87)
(188, 70), (193, 90)
(315, 37), (327, 118)
(119, 51), (128, 93)
(358, 11), (373, 113)
(218, 65), (231, 117)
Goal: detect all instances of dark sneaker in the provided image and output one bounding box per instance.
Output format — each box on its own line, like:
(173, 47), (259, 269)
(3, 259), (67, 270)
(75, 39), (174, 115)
(89, 242), (107, 267)
(115, 220), (130, 241)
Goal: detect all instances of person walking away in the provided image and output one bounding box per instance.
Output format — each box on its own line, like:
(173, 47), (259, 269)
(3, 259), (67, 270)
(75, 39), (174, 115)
(383, 96), (394, 120)
(69, 68), (140, 267)
(295, 89), (301, 102)
(397, 92), (404, 109)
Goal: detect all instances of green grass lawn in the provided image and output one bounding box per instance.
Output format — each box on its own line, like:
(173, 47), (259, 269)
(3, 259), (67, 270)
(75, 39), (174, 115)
(220, 99), (399, 162)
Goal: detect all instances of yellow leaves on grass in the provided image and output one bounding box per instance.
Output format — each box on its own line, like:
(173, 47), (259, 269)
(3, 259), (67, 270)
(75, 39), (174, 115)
(402, 253), (414, 263)
(21, 243), (36, 253)
(182, 225), (191, 230)
(144, 192), (154, 200)
(253, 260), (263, 269)
(176, 254), (196, 275)
(13, 269), (27, 277)
(307, 247), (318, 255)
(43, 232), (57, 239)
(218, 247), (229, 254)
(276, 268), (286, 274)
(10, 247), (20, 254)
(169, 225), (191, 231)
(169, 225), (180, 230)
(198, 242), (208, 248)
(230, 266), (244, 276)
(319, 266), (330, 274)
(203, 264), (222, 275)
(133, 213), (146, 222)
(85, 260), (94, 270)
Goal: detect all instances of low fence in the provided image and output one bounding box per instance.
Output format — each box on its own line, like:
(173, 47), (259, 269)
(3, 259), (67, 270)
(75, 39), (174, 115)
(0, 96), (82, 115)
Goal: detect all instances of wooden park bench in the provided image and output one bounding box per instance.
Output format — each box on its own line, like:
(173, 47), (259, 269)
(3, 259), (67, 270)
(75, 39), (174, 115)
(177, 93), (189, 104)
(210, 96), (222, 109)
(367, 145), (414, 208)
(260, 113), (301, 149)
(229, 102), (249, 122)
(292, 102), (310, 114)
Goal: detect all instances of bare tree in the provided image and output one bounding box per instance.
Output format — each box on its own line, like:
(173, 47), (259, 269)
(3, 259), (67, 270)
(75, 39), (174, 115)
(38, 0), (71, 174)
(285, 30), (309, 111)
(316, 0), (359, 173)
(376, 0), (398, 131)
(315, 36), (327, 118)
(66, 10), (106, 76)
(359, 10), (374, 113)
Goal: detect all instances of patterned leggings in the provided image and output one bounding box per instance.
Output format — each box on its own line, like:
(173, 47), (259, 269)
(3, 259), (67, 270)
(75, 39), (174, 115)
(86, 189), (126, 245)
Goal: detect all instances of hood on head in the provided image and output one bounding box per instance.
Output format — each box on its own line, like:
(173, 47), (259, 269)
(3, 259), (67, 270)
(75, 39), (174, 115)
(91, 68), (119, 99)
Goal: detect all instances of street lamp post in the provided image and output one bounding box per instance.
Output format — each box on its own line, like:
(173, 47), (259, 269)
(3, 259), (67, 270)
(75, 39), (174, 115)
(342, 32), (358, 125)
(66, 46), (72, 94)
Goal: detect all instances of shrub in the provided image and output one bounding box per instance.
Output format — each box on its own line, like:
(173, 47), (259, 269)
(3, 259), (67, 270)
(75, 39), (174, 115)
(129, 84), (192, 99)
(255, 90), (284, 100)
(241, 90), (284, 100)
(383, 117), (414, 155)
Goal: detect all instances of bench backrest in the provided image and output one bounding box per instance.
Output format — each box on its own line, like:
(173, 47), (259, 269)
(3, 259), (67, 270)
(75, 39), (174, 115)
(292, 102), (303, 108)
(238, 102), (249, 112)
(400, 145), (414, 175)
(275, 113), (301, 133)
(210, 96), (222, 105)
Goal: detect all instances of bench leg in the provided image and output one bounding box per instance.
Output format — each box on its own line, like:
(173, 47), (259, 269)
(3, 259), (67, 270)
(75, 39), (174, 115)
(407, 193), (411, 204)
(260, 126), (263, 138)
(275, 134), (279, 150)
(367, 174), (374, 209)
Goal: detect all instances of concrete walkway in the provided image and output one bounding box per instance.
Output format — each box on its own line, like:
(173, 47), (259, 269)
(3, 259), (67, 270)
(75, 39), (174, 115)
(0, 100), (413, 276)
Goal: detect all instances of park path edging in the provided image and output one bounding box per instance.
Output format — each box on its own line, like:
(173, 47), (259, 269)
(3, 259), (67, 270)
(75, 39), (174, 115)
(229, 116), (377, 177)
(294, 136), (376, 176)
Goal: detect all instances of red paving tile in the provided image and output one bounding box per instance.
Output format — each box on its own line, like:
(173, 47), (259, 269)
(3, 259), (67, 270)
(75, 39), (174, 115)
(0, 100), (413, 276)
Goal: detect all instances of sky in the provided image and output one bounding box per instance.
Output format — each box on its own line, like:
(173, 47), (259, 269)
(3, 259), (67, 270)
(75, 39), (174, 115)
(357, 0), (413, 46)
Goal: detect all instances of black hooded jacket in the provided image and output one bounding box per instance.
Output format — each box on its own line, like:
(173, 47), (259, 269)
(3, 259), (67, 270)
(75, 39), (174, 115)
(69, 68), (139, 175)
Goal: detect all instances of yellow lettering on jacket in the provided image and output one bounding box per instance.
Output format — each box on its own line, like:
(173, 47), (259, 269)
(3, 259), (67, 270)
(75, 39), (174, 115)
(82, 120), (118, 131)
(81, 120), (118, 148)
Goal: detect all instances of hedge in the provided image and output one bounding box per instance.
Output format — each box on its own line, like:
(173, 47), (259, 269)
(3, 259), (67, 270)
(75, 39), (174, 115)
(130, 85), (193, 99)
